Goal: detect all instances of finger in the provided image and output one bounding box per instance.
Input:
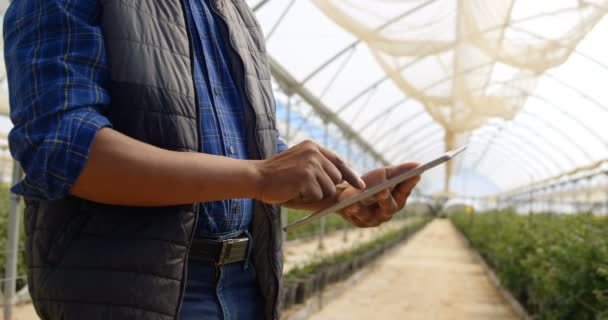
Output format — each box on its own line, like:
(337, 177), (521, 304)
(363, 216), (382, 227)
(340, 207), (364, 227)
(319, 157), (343, 185)
(316, 170), (337, 199)
(299, 182), (323, 203)
(394, 176), (421, 207)
(348, 215), (367, 228)
(377, 190), (398, 220)
(318, 147), (365, 189)
(394, 175), (421, 198)
(360, 193), (378, 206)
(356, 207), (382, 227)
(344, 203), (362, 215)
(342, 204), (369, 226)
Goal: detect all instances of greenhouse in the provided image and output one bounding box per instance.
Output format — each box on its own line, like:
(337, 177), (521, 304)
(0, 0), (607, 319)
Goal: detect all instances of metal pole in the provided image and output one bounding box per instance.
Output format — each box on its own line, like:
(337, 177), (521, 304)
(342, 138), (352, 242)
(586, 176), (592, 215)
(604, 172), (608, 216)
(281, 96), (292, 245)
(318, 121), (328, 250)
(4, 161), (22, 320)
(528, 174), (533, 217)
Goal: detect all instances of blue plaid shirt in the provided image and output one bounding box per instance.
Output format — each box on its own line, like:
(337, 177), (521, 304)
(4, 0), (286, 235)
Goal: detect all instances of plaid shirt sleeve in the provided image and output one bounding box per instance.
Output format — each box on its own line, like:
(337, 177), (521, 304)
(4, 0), (112, 200)
(276, 133), (288, 153)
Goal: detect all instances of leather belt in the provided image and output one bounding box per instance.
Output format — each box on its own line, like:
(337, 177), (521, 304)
(189, 237), (249, 266)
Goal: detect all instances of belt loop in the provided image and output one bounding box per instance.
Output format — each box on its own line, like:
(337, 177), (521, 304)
(243, 230), (253, 270)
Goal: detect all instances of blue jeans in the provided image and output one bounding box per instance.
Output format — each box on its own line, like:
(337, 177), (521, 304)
(179, 254), (264, 319)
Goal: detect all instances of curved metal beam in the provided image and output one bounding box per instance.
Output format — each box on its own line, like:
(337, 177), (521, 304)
(357, 97), (408, 134)
(299, 0), (439, 85)
(414, 143), (539, 190)
(386, 126), (442, 160)
(384, 121), (442, 160)
(526, 94), (608, 148)
(391, 120), (575, 174)
(404, 138), (444, 162)
(371, 61), (607, 158)
(253, 0), (272, 12)
(545, 73), (608, 113)
(265, 0), (297, 41)
(371, 110), (429, 144)
(270, 57), (390, 165)
(468, 125), (503, 171)
(454, 148), (539, 189)
(465, 148), (541, 181)
(369, 62), (498, 143)
(469, 124), (568, 173)
(482, 123), (574, 170)
(387, 121), (563, 168)
(467, 135), (556, 178)
(518, 111), (594, 162)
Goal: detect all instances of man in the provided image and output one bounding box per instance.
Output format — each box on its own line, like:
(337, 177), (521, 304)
(3, 0), (420, 319)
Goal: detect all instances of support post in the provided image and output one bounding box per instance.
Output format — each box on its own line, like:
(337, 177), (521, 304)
(4, 162), (22, 320)
(342, 138), (352, 243)
(604, 172), (608, 216)
(281, 96), (292, 245)
(586, 176), (592, 215)
(318, 121), (328, 250)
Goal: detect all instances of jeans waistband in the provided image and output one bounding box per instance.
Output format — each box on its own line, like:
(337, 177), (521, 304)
(195, 229), (246, 241)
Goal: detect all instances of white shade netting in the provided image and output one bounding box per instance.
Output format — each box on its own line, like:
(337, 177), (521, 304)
(312, 0), (608, 190)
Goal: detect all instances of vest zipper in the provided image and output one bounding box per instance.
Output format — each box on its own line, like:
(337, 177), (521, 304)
(208, 3), (280, 319)
(175, 1), (202, 318)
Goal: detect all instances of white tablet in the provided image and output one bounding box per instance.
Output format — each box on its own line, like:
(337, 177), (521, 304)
(283, 145), (467, 232)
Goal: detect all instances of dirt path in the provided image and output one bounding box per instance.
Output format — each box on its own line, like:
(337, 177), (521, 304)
(308, 219), (520, 320)
(0, 303), (39, 320)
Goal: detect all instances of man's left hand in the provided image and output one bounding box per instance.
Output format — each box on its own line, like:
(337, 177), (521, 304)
(337, 163), (420, 228)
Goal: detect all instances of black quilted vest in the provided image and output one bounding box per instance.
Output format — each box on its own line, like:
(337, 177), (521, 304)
(23, 1), (283, 319)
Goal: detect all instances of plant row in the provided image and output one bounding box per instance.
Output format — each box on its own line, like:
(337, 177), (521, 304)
(285, 207), (414, 241)
(0, 184), (27, 290)
(451, 210), (608, 320)
(280, 215), (432, 311)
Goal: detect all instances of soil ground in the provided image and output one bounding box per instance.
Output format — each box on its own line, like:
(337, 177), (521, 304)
(308, 219), (520, 320)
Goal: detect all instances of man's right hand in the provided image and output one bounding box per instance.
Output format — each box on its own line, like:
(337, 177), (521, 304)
(251, 140), (366, 204)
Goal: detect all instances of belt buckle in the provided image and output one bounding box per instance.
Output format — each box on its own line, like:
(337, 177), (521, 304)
(217, 237), (248, 266)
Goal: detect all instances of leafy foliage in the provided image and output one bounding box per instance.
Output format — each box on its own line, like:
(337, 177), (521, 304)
(286, 215), (431, 279)
(451, 210), (608, 320)
(0, 183), (27, 291)
(285, 207), (413, 241)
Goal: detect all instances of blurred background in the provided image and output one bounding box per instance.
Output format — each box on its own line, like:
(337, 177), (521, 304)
(1, 0), (607, 319)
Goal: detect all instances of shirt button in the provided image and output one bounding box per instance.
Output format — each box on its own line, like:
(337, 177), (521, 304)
(229, 146), (235, 154)
(214, 87), (220, 96)
(234, 204), (241, 214)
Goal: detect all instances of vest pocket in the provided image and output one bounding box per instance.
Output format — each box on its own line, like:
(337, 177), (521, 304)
(46, 206), (90, 265)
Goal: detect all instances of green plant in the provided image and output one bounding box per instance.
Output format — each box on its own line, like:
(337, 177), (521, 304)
(451, 210), (608, 320)
(285, 207), (413, 241)
(0, 183), (27, 291)
(285, 215), (431, 280)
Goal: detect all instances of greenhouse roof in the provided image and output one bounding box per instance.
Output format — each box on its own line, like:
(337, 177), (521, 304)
(247, 0), (608, 196)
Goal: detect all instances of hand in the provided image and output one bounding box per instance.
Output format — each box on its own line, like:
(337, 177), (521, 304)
(252, 140), (365, 204)
(338, 163), (421, 228)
